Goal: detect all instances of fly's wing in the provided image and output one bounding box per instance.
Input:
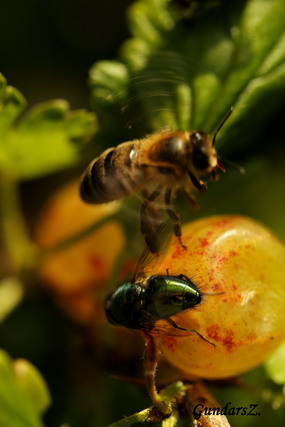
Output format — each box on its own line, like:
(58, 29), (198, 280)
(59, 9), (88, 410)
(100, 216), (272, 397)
(132, 219), (173, 285)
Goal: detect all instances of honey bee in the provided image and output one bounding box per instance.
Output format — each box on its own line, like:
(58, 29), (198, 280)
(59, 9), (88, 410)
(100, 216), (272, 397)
(80, 109), (233, 251)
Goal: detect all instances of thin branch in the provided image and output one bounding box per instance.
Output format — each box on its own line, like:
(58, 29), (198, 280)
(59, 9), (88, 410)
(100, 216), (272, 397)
(108, 381), (185, 427)
(186, 381), (231, 427)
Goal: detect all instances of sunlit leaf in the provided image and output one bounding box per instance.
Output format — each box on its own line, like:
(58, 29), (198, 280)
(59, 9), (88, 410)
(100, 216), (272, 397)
(89, 61), (129, 110)
(265, 340), (285, 385)
(0, 350), (50, 427)
(0, 74), (98, 179)
(0, 277), (23, 322)
(13, 359), (51, 416)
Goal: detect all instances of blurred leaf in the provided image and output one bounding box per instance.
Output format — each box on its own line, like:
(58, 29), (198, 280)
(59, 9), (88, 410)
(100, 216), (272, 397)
(0, 277), (23, 322)
(0, 73), (98, 179)
(89, 0), (285, 149)
(13, 358), (51, 416)
(126, 0), (174, 49)
(265, 340), (285, 385)
(0, 349), (50, 427)
(89, 61), (130, 109)
(212, 366), (285, 427)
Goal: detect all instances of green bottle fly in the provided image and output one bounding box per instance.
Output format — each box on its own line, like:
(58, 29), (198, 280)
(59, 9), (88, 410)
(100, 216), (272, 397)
(105, 274), (202, 332)
(105, 221), (215, 345)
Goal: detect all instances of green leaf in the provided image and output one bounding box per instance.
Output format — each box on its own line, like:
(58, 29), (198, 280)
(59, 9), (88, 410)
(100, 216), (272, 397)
(126, 0), (174, 48)
(0, 83), (27, 135)
(0, 74), (98, 179)
(0, 277), (23, 322)
(89, 0), (285, 149)
(0, 350), (50, 427)
(265, 340), (285, 385)
(13, 359), (51, 416)
(89, 61), (130, 109)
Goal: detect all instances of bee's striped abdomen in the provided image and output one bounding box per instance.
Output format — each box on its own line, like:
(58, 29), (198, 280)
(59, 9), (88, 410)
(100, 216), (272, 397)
(80, 141), (143, 204)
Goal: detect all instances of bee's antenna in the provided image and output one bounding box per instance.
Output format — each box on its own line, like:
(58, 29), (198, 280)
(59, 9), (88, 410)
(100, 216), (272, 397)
(212, 106), (233, 146)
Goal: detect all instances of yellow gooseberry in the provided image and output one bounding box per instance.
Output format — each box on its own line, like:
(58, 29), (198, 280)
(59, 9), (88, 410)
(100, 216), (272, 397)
(35, 180), (131, 325)
(155, 215), (285, 379)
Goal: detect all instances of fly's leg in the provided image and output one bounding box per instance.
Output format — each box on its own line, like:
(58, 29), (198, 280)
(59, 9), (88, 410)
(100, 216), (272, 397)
(140, 185), (163, 253)
(143, 333), (172, 415)
(166, 318), (216, 347)
(164, 188), (187, 250)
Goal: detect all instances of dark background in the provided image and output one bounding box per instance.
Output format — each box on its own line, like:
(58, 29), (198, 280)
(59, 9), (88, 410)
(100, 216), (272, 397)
(0, 0), (133, 109)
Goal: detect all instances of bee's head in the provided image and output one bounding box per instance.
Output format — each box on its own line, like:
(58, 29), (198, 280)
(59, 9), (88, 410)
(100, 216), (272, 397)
(190, 131), (217, 174)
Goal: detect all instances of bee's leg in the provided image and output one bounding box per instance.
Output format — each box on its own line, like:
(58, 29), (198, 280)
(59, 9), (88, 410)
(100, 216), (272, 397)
(141, 189), (160, 219)
(166, 317), (216, 348)
(211, 167), (220, 181)
(183, 188), (199, 210)
(140, 185), (163, 253)
(188, 172), (208, 192)
(164, 188), (187, 250)
(143, 333), (172, 415)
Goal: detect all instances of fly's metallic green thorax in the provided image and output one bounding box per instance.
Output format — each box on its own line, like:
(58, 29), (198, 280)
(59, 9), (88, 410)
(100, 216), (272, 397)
(105, 275), (202, 331)
(144, 275), (202, 319)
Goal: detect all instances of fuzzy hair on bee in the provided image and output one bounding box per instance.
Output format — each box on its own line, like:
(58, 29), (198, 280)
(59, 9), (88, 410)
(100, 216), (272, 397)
(80, 108), (234, 252)
(80, 130), (216, 201)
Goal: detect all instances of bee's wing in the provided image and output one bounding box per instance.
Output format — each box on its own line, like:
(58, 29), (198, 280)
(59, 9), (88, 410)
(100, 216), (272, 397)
(132, 219), (173, 284)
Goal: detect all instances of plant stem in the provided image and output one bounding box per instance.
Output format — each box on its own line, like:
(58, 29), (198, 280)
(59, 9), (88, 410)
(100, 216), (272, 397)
(0, 173), (35, 274)
(40, 213), (118, 257)
(108, 381), (185, 427)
